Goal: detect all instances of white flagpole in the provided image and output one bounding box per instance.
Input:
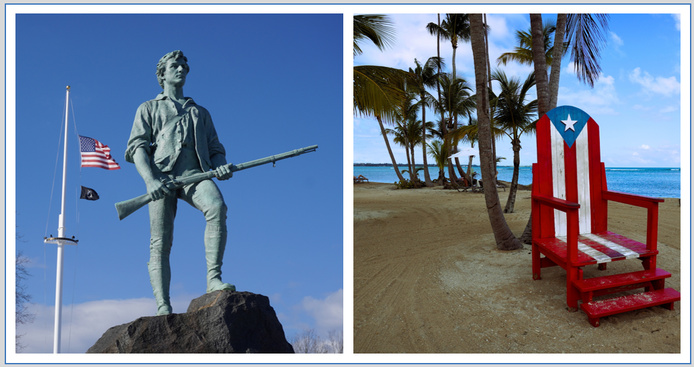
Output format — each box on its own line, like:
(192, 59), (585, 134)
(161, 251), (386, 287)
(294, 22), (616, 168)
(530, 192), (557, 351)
(45, 86), (78, 354)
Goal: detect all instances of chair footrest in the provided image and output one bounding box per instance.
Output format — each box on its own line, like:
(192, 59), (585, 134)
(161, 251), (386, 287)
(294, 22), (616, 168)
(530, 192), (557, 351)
(575, 268), (671, 292)
(580, 288), (680, 325)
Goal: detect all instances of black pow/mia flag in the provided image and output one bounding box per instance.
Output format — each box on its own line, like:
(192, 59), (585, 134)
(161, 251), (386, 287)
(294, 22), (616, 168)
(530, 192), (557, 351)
(80, 186), (100, 201)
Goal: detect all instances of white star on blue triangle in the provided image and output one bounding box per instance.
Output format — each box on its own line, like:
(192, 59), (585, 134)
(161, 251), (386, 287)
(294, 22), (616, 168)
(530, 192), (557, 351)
(562, 114), (578, 131)
(546, 106), (591, 148)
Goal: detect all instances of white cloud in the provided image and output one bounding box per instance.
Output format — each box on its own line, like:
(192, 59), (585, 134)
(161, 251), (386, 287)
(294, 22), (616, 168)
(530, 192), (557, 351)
(557, 71), (619, 115)
(628, 67), (680, 97)
(355, 14), (440, 71)
(299, 289), (343, 333)
(15, 298), (156, 353)
(605, 143), (680, 167)
(671, 14), (681, 31)
(355, 14), (530, 81)
(659, 105), (678, 114)
(609, 31), (624, 47)
(608, 31), (625, 56)
(15, 289), (345, 355)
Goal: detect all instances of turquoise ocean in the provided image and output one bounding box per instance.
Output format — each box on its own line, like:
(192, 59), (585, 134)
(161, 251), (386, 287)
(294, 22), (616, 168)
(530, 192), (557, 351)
(354, 165), (681, 198)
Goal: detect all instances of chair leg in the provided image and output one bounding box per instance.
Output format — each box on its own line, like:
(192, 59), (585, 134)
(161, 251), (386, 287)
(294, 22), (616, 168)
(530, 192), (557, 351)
(566, 266), (580, 312)
(588, 317), (600, 327)
(532, 243), (542, 280)
(641, 256), (656, 271)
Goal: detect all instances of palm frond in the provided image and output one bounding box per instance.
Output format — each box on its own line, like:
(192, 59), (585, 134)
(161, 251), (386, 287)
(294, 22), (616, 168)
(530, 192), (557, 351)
(354, 14), (397, 56)
(566, 14), (610, 87)
(354, 65), (410, 123)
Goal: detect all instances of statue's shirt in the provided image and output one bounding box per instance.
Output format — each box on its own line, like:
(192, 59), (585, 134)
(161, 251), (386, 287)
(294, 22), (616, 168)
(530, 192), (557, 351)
(125, 93), (226, 175)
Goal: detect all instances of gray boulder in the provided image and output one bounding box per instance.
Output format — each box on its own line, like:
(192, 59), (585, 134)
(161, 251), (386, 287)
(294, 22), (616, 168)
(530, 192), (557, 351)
(87, 291), (294, 353)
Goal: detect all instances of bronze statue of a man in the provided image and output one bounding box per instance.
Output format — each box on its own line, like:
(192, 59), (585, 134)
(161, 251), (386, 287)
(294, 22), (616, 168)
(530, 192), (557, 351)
(125, 50), (234, 315)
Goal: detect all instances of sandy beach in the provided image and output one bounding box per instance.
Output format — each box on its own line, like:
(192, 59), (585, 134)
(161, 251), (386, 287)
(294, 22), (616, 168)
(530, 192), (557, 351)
(354, 182), (682, 354)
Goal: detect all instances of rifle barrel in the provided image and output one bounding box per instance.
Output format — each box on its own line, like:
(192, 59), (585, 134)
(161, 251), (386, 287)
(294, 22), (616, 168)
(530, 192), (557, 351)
(115, 145), (318, 220)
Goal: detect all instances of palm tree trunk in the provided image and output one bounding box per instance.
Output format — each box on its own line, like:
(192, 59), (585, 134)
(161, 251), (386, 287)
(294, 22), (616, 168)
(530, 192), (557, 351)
(454, 157), (471, 184)
(410, 144), (417, 183)
(436, 14), (445, 186)
(448, 36), (461, 187)
(470, 13), (522, 251)
(446, 132), (459, 186)
(491, 132), (498, 185)
(549, 14), (567, 109)
(484, 14), (498, 181)
(519, 14), (553, 244)
(405, 142), (414, 182)
(377, 115), (406, 182)
(467, 151), (474, 183)
(504, 137), (521, 213)
(447, 157), (458, 185)
(421, 106), (434, 186)
(530, 14), (551, 117)
(451, 43), (457, 80)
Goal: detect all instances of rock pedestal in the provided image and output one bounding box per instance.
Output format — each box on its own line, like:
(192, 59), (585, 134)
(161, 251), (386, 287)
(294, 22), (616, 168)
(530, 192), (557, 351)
(87, 291), (294, 353)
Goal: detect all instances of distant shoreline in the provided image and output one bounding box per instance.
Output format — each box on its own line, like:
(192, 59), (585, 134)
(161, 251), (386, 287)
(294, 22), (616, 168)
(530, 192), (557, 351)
(353, 164), (681, 198)
(353, 163), (681, 169)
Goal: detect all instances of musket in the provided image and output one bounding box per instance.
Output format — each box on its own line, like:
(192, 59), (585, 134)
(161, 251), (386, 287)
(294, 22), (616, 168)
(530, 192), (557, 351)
(115, 145), (318, 220)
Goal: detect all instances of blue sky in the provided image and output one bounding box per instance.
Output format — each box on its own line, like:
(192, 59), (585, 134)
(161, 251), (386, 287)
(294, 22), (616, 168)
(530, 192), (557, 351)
(354, 10), (688, 169)
(7, 9), (343, 357)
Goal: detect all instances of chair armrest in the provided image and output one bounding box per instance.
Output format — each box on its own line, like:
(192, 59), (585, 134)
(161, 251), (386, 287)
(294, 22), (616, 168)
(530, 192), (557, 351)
(532, 194), (581, 212)
(532, 194), (581, 264)
(603, 190), (664, 208)
(603, 190), (663, 252)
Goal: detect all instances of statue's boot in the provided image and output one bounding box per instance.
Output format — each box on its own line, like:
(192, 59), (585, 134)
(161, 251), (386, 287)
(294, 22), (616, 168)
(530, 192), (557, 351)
(148, 258), (173, 315)
(205, 223), (235, 293)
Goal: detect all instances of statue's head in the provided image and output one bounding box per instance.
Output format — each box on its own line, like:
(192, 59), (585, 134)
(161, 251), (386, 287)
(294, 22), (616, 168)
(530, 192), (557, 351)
(156, 50), (190, 89)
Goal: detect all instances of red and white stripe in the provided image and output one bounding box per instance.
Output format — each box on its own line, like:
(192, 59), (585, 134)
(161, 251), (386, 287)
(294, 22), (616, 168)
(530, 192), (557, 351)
(80, 139), (121, 170)
(535, 109), (607, 237)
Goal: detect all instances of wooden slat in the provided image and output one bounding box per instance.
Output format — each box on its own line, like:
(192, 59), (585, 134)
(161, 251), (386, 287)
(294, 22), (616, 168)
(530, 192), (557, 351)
(535, 231), (655, 267)
(580, 288), (680, 319)
(575, 268), (671, 292)
(551, 123), (567, 236)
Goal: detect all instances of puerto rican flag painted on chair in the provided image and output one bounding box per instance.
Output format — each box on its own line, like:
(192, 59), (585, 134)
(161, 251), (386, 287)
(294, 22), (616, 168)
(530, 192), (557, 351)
(534, 106), (608, 238)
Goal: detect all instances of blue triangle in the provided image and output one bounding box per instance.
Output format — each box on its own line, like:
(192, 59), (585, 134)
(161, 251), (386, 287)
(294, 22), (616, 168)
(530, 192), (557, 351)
(545, 106), (590, 148)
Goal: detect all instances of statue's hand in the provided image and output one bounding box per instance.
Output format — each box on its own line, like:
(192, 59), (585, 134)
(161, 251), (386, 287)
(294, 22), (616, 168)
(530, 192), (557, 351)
(214, 165), (233, 181)
(146, 178), (173, 201)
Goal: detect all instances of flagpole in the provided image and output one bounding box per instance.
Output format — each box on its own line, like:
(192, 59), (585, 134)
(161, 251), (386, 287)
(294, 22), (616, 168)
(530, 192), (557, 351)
(44, 86), (78, 354)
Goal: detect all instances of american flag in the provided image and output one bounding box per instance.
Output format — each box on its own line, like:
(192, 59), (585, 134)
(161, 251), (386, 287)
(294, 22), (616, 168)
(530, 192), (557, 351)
(79, 135), (121, 170)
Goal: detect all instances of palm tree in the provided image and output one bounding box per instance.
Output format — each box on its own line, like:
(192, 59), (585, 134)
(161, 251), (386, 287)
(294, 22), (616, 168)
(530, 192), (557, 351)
(426, 14), (471, 80)
(427, 139), (448, 185)
(529, 14), (552, 118)
(390, 117), (434, 184)
(354, 66), (409, 182)
(449, 115), (508, 184)
(386, 91), (425, 183)
(491, 70), (537, 213)
(563, 14), (610, 92)
(409, 57), (444, 187)
(435, 73), (476, 185)
(470, 13), (523, 251)
(428, 13), (481, 185)
(548, 14), (567, 108)
(530, 13), (610, 116)
(353, 14), (411, 183)
(520, 13), (609, 243)
(497, 22), (562, 67)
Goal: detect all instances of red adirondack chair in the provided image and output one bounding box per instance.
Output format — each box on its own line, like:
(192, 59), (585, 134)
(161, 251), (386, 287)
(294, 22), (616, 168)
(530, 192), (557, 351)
(531, 105), (680, 327)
